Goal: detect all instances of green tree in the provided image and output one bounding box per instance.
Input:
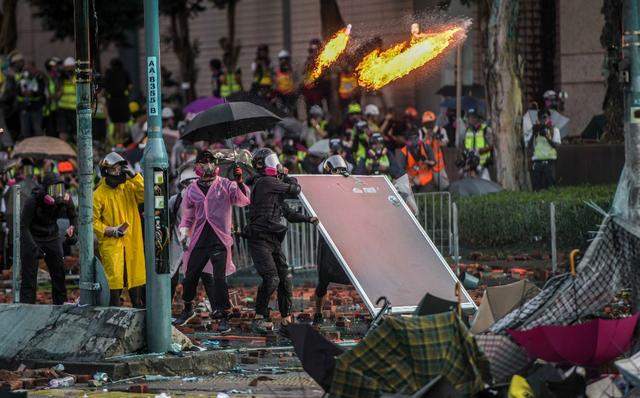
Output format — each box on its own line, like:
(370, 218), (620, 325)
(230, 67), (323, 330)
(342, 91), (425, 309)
(29, 0), (144, 71)
(440, 0), (527, 190)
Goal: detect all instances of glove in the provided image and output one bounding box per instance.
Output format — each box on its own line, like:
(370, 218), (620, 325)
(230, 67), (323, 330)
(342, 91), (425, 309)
(233, 166), (243, 182)
(124, 164), (136, 179)
(309, 217), (319, 225)
(105, 226), (124, 238)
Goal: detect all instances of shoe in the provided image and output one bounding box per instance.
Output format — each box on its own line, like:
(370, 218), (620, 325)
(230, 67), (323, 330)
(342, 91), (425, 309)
(217, 318), (231, 334)
(252, 318), (274, 335)
(312, 313), (324, 326)
(278, 322), (292, 339)
(172, 309), (196, 327)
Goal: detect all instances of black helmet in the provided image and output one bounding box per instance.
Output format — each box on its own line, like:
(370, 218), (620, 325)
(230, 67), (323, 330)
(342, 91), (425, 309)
(369, 133), (384, 145)
(323, 155), (349, 176)
(252, 147), (276, 172)
(195, 149), (218, 164)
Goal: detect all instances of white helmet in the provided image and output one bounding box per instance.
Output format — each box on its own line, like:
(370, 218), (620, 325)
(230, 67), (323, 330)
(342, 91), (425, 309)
(63, 57), (76, 68)
(278, 49), (290, 59)
(178, 167), (197, 185)
(309, 105), (324, 118)
(364, 104), (380, 117)
(543, 90), (557, 99)
(162, 107), (175, 119)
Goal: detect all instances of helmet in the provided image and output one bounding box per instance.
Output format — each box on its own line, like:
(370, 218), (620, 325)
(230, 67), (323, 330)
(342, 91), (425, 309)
(329, 138), (343, 154)
(195, 149), (219, 164)
(252, 148), (281, 176)
(369, 133), (384, 145)
(178, 167), (198, 185)
(543, 90), (557, 99)
(129, 101), (140, 114)
(347, 103), (362, 115)
(63, 57), (76, 68)
(421, 111), (436, 123)
(323, 155), (349, 175)
(404, 106), (418, 119)
(278, 50), (290, 59)
(467, 108), (481, 118)
(45, 57), (61, 70)
(364, 104), (380, 117)
(309, 105), (324, 118)
(309, 38), (321, 51)
(99, 152), (127, 176)
(9, 52), (24, 64)
(161, 107), (175, 119)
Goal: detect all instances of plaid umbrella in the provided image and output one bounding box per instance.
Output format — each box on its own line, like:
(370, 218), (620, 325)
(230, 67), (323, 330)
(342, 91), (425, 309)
(475, 334), (532, 383)
(329, 312), (490, 398)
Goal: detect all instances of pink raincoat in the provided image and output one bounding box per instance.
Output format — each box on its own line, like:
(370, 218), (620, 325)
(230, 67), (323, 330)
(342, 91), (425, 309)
(179, 177), (250, 275)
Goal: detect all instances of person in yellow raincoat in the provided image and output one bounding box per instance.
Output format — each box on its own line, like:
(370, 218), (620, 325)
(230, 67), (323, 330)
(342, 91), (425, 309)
(93, 152), (146, 307)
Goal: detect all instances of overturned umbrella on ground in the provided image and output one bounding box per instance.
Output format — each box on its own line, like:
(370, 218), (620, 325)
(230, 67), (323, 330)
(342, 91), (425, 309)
(471, 280), (540, 334)
(329, 312), (491, 397)
(12, 136), (76, 160)
(475, 334), (532, 383)
(181, 101), (282, 142)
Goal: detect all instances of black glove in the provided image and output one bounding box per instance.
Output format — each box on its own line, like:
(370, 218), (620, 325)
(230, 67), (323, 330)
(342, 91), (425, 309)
(124, 164), (136, 179)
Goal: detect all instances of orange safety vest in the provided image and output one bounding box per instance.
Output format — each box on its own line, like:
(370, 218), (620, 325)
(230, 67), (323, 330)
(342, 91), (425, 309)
(338, 73), (357, 100)
(401, 145), (433, 186)
(275, 70), (295, 95)
(424, 135), (445, 172)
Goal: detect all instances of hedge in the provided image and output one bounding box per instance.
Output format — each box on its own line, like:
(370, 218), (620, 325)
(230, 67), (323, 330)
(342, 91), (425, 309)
(456, 185), (616, 251)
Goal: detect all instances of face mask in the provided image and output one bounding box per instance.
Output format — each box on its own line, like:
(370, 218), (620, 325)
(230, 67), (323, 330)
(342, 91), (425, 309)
(43, 195), (56, 206)
(263, 153), (281, 177)
(194, 163), (218, 178)
(105, 173), (127, 188)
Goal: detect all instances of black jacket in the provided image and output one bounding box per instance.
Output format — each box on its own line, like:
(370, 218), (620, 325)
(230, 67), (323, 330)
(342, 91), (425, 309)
(21, 187), (77, 249)
(245, 175), (311, 239)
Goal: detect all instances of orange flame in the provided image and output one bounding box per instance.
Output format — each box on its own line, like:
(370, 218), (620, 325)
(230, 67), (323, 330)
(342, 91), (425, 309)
(356, 25), (465, 90)
(306, 24), (352, 85)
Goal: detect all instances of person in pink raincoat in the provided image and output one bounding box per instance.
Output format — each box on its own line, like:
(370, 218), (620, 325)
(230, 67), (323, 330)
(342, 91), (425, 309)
(173, 149), (250, 332)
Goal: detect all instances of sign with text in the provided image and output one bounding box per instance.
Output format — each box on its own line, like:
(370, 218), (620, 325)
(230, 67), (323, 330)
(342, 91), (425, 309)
(147, 56), (159, 116)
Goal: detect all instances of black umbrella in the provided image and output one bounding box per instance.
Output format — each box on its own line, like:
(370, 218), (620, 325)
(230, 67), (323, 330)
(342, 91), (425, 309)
(287, 324), (345, 392)
(448, 177), (503, 197)
(181, 101), (282, 142)
(436, 84), (485, 98)
(415, 293), (457, 316)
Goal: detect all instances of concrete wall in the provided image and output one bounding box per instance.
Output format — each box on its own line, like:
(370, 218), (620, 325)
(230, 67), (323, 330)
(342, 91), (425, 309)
(557, 0), (605, 136)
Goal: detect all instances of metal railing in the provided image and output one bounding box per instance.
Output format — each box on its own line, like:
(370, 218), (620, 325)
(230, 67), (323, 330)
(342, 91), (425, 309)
(231, 193), (451, 270)
(414, 192), (452, 255)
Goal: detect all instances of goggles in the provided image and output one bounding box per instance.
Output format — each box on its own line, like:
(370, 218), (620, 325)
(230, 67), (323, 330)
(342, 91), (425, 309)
(47, 183), (65, 198)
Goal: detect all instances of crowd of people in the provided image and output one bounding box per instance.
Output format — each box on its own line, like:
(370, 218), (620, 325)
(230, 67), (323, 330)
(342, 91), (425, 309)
(0, 40), (565, 333)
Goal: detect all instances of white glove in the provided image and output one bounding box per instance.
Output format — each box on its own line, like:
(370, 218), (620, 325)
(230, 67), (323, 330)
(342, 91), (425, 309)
(179, 227), (190, 245)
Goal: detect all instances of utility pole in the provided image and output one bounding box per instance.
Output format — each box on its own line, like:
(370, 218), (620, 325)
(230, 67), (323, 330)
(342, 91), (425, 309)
(74, 0), (95, 305)
(143, 0), (171, 353)
(623, 0), (640, 224)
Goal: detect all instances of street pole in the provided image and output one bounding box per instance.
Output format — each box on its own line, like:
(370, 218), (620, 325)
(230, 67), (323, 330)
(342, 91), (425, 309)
(617, 0), (640, 223)
(143, 0), (171, 353)
(11, 185), (20, 303)
(74, 0), (95, 305)
(455, 44), (462, 147)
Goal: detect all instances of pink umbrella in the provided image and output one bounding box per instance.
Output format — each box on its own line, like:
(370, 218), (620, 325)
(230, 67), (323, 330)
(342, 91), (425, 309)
(508, 313), (638, 367)
(183, 96), (225, 115)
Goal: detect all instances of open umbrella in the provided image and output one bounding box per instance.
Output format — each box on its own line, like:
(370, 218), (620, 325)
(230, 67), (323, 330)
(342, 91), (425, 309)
(439, 96), (486, 115)
(183, 96), (225, 115)
(471, 280), (540, 334)
(436, 84), (485, 98)
(287, 324), (345, 392)
(13, 136), (76, 160)
(475, 334), (532, 383)
(508, 313), (639, 366)
(448, 177), (503, 197)
(277, 117), (304, 138)
(415, 293), (456, 316)
(181, 101), (282, 142)
(308, 139), (330, 156)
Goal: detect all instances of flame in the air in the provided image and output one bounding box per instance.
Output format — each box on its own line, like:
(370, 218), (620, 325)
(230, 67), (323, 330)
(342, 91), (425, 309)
(356, 25), (465, 90)
(306, 24), (352, 85)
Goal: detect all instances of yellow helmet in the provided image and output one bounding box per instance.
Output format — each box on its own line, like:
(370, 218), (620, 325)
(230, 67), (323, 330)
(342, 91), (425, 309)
(129, 101), (140, 114)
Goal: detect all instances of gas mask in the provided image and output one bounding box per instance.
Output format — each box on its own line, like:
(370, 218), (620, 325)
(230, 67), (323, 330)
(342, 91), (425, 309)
(194, 161), (219, 179)
(263, 153), (281, 177)
(103, 163), (126, 188)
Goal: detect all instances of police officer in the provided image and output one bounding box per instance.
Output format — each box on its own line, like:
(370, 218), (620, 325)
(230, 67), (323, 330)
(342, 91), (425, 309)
(20, 173), (76, 305)
(313, 155), (351, 325)
(245, 148), (318, 334)
(528, 109), (561, 190)
(355, 133), (391, 176)
(462, 109), (493, 180)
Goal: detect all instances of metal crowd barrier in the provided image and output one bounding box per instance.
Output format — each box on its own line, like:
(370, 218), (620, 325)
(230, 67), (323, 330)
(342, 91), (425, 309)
(231, 193), (451, 270)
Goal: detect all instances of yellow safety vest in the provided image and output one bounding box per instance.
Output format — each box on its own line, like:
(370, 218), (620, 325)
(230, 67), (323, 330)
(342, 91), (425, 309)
(464, 124), (490, 166)
(533, 134), (557, 160)
(219, 72), (241, 98)
(43, 76), (58, 116)
(58, 77), (77, 111)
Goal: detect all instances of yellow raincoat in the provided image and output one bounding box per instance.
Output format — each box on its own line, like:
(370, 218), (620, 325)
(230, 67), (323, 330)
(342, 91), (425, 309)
(93, 174), (145, 289)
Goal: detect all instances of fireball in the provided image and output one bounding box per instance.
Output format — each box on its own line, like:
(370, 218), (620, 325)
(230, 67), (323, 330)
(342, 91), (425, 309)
(356, 25), (466, 90)
(305, 24), (352, 85)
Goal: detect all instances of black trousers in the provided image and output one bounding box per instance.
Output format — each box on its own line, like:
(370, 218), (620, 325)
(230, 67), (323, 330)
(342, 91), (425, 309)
(21, 238), (66, 305)
(531, 160), (556, 191)
(182, 235), (230, 313)
(315, 238), (351, 298)
(249, 236), (292, 318)
(109, 285), (146, 308)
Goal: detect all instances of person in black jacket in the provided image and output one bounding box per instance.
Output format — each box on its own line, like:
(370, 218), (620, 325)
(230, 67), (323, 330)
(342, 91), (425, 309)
(20, 173), (76, 304)
(245, 148), (317, 333)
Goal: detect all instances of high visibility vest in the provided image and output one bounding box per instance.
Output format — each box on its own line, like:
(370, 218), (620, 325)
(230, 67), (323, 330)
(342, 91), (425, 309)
(338, 73), (357, 100)
(219, 72), (241, 98)
(464, 123), (490, 166)
(364, 152), (390, 173)
(275, 70), (295, 95)
(423, 129), (445, 172)
(533, 134), (557, 160)
(254, 67), (273, 87)
(58, 77), (77, 111)
(401, 145), (433, 186)
(43, 76), (58, 116)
